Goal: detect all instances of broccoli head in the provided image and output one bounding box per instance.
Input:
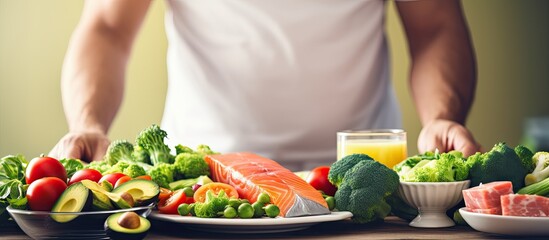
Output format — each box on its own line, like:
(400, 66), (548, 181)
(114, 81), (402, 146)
(85, 160), (111, 174)
(524, 151), (549, 186)
(195, 144), (219, 155)
(515, 145), (535, 173)
(173, 153), (211, 179)
(466, 142), (528, 192)
(123, 163), (147, 178)
(132, 145), (151, 165)
(396, 151), (469, 182)
(175, 144), (194, 155)
(194, 190), (229, 218)
(328, 154), (399, 223)
(104, 140), (135, 165)
(135, 124), (173, 166)
(147, 162), (175, 188)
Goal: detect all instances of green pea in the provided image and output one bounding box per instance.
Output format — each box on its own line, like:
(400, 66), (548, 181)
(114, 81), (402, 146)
(325, 196), (335, 210)
(224, 206), (237, 218)
(182, 187), (194, 197)
(237, 203), (254, 219)
(228, 198), (241, 209)
(252, 202), (265, 218)
(188, 203), (196, 216)
(264, 204), (280, 218)
(177, 203), (190, 216)
(257, 193), (271, 204)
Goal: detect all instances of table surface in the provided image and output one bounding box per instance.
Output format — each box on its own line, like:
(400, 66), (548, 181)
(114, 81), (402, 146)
(0, 216), (530, 240)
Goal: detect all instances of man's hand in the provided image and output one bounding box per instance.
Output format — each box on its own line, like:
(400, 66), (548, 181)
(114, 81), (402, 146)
(49, 132), (110, 162)
(417, 119), (480, 157)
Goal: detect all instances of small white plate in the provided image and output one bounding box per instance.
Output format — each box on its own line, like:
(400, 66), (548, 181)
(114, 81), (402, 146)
(150, 211), (353, 234)
(459, 207), (549, 236)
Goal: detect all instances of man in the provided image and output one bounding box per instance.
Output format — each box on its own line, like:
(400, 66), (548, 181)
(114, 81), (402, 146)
(50, 0), (479, 171)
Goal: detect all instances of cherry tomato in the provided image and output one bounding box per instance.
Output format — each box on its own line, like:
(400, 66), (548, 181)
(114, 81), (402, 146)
(99, 173), (127, 187)
(306, 166), (337, 196)
(193, 183), (239, 203)
(134, 175), (152, 181)
(26, 177), (67, 211)
(158, 187), (173, 206)
(158, 189), (187, 214)
(114, 176), (132, 188)
(68, 169), (102, 185)
(25, 156), (67, 184)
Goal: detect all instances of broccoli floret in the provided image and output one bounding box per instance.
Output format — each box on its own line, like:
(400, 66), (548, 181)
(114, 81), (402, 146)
(147, 162), (175, 188)
(515, 145), (535, 173)
(85, 160), (111, 174)
(104, 140), (135, 165)
(195, 144), (219, 155)
(173, 153), (210, 179)
(123, 164), (147, 178)
(193, 190), (229, 218)
(175, 144), (194, 155)
(328, 154), (399, 223)
(466, 142), (528, 192)
(135, 124), (173, 166)
(104, 161), (131, 174)
(523, 152), (549, 186)
(396, 151), (469, 182)
(132, 145), (151, 165)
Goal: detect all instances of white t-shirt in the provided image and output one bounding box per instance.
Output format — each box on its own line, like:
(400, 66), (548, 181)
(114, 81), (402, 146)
(161, 0), (402, 171)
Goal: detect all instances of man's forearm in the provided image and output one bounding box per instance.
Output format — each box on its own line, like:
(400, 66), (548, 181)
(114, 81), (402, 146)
(61, 26), (129, 134)
(397, 0), (477, 126)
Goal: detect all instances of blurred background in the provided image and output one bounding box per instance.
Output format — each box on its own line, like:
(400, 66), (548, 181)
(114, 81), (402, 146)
(1, 0), (548, 158)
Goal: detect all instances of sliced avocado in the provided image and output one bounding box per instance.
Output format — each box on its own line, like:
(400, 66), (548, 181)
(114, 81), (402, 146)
(91, 190), (115, 211)
(105, 212), (150, 240)
(169, 175), (213, 190)
(80, 180), (132, 209)
(111, 179), (159, 206)
(51, 182), (91, 223)
(101, 180), (114, 192)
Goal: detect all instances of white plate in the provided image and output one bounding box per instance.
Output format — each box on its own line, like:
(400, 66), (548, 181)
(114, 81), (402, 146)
(459, 207), (549, 236)
(150, 211), (353, 234)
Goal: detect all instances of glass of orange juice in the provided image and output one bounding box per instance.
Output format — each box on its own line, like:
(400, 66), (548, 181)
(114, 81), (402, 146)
(337, 129), (407, 168)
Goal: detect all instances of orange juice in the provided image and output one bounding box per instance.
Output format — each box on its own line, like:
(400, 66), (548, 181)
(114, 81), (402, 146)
(337, 139), (407, 168)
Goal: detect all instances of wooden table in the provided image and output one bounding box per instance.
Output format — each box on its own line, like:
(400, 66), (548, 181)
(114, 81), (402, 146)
(0, 216), (528, 239)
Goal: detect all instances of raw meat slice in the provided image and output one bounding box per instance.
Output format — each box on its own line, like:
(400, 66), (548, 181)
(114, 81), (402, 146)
(205, 152), (330, 217)
(465, 207), (502, 215)
(501, 194), (549, 217)
(462, 181), (513, 214)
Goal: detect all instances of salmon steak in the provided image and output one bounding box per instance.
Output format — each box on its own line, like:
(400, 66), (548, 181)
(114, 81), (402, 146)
(205, 152), (330, 217)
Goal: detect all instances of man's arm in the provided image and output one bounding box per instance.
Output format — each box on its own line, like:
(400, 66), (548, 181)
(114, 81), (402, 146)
(396, 0), (480, 155)
(50, 0), (151, 161)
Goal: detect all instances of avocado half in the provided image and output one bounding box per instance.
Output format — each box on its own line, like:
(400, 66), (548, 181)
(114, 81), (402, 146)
(50, 182), (91, 223)
(111, 179), (159, 206)
(105, 212), (150, 240)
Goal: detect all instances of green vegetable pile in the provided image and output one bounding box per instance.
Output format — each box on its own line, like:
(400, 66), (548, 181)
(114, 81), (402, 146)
(178, 192), (280, 219)
(0, 155), (28, 224)
(393, 150), (469, 182)
(328, 154), (400, 223)
(85, 124), (216, 189)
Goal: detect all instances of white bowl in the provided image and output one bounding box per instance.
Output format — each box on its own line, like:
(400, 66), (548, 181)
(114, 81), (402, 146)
(398, 180), (470, 228)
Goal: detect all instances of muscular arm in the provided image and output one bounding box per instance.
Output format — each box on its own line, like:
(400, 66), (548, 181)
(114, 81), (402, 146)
(51, 0), (151, 161)
(396, 0), (479, 155)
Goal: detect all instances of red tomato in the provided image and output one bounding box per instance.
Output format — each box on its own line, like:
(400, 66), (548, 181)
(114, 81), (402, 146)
(158, 189), (187, 214)
(157, 187), (173, 206)
(306, 166), (337, 196)
(26, 177), (67, 211)
(99, 173), (127, 187)
(25, 156), (67, 184)
(114, 176), (132, 188)
(68, 169), (102, 185)
(185, 197), (195, 204)
(134, 175), (152, 181)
